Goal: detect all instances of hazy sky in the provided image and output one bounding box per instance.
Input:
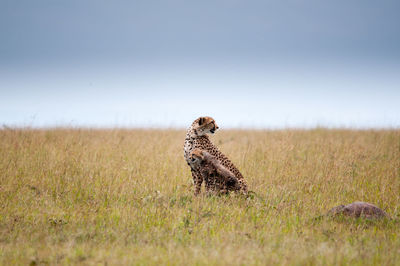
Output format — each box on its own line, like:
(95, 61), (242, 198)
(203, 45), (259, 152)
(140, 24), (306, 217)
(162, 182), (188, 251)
(1, 0), (399, 128)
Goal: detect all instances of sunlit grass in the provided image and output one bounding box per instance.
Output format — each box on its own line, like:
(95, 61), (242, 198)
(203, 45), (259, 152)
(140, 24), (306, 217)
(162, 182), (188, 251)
(0, 128), (399, 265)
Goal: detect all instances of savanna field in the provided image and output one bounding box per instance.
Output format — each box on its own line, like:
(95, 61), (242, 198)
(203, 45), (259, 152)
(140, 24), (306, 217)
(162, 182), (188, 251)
(0, 128), (399, 265)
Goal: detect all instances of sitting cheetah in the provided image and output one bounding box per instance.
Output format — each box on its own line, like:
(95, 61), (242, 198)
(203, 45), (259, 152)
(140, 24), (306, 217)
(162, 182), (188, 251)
(184, 116), (248, 195)
(189, 148), (240, 195)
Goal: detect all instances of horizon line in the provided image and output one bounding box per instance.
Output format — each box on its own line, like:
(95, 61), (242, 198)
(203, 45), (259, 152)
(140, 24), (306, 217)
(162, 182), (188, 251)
(2, 124), (399, 131)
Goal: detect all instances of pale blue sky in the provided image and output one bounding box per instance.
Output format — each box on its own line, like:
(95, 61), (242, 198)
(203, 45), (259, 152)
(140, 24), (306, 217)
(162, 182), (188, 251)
(1, 0), (399, 128)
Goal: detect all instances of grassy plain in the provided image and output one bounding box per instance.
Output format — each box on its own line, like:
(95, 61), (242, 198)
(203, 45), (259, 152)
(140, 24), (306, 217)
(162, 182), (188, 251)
(0, 128), (399, 265)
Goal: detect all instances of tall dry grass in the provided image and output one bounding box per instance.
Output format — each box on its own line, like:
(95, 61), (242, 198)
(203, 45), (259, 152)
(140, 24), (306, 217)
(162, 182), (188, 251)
(0, 128), (399, 265)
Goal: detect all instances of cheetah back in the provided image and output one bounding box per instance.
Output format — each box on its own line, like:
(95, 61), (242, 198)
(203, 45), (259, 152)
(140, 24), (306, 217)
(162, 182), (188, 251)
(193, 135), (247, 191)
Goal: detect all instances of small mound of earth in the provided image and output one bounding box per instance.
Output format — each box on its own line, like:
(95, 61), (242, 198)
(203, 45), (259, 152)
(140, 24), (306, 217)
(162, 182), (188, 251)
(327, 202), (389, 219)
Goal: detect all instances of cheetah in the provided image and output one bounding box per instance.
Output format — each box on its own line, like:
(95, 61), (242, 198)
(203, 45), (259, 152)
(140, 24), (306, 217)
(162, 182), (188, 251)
(184, 116), (248, 195)
(189, 148), (240, 195)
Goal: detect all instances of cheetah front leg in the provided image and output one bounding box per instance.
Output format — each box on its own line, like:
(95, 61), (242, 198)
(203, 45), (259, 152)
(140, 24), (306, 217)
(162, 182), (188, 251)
(204, 174), (221, 196)
(191, 169), (203, 196)
(238, 179), (248, 195)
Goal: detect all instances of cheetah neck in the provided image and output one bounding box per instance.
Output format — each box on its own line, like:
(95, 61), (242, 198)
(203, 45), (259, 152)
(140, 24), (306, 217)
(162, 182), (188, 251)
(185, 124), (211, 142)
(184, 124), (211, 161)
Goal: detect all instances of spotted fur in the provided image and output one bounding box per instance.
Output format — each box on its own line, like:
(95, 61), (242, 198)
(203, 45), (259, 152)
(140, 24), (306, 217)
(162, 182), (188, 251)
(189, 148), (240, 195)
(184, 116), (248, 195)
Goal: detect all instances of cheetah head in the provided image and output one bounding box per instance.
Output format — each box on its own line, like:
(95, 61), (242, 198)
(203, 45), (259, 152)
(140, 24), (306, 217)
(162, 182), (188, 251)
(193, 116), (219, 136)
(188, 148), (205, 169)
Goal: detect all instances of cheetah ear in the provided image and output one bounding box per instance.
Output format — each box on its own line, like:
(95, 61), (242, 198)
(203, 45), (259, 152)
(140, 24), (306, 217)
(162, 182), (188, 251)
(199, 117), (205, 126)
(199, 152), (205, 161)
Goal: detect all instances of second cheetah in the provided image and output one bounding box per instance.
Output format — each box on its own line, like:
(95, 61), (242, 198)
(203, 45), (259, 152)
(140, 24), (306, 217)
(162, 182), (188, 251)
(189, 148), (240, 195)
